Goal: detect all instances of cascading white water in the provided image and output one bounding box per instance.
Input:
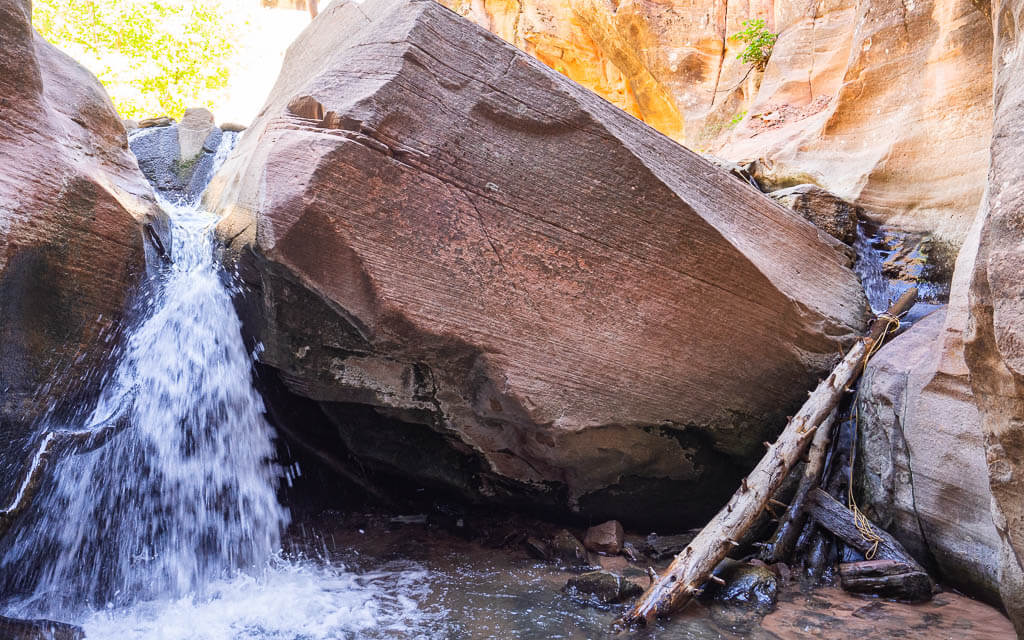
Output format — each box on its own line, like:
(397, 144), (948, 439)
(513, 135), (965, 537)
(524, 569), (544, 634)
(0, 130), (436, 639)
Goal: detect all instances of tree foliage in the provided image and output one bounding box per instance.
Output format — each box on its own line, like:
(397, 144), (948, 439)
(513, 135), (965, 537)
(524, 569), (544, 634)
(730, 19), (778, 71)
(32, 0), (238, 119)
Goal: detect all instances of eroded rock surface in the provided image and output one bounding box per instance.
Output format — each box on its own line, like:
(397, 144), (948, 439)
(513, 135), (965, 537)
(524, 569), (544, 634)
(964, 0), (1024, 631)
(208, 0), (867, 527)
(443, 0), (993, 251)
(0, 0), (161, 487)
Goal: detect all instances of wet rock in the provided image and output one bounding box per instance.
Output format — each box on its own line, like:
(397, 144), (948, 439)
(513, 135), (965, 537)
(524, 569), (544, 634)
(130, 123), (227, 202)
(523, 536), (550, 560)
(583, 520), (623, 555)
(177, 107), (216, 163)
(769, 184), (859, 244)
(550, 529), (587, 566)
(0, 0), (162, 488)
(565, 570), (643, 604)
(0, 615), (84, 640)
(208, 0), (867, 529)
(641, 532), (697, 560)
(708, 562), (778, 609)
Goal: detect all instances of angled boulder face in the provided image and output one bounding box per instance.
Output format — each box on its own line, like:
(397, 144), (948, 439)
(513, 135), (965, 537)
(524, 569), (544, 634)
(208, 0), (867, 526)
(0, 0), (161, 486)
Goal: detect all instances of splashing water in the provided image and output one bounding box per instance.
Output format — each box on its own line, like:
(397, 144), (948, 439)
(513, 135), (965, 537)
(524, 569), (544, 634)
(0, 131), (437, 637)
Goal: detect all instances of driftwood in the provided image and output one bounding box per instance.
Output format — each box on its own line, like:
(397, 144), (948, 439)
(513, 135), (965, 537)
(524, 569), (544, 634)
(759, 407), (838, 564)
(839, 559), (933, 602)
(619, 288), (917, 627)
(0, 407), (129, 539)
(808, 488), (933, 601)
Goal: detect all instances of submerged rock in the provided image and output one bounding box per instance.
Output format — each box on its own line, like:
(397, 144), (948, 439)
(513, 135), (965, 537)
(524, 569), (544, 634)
(708, 562), (778, 609)
(550, 530), (588, 566)
(208, 0), (867, 527)
(0, 615), (83, 640)
(0, 0), (162, 488)
(564, 570), (642, 605)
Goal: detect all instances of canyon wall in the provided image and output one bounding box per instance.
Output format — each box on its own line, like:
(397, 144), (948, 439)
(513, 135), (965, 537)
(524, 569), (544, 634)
(0, 0), (162, 491)
(441, 0), (992, 250)
(964, 0), (1024, 631)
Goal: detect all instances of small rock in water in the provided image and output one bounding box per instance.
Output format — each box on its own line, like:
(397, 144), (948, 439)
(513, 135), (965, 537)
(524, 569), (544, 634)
(584, 520), (624, 555)
(523, 536), (550, 560)
(0, 615), (84, 640)
(565, 570), (643, 605)
(641, 531), (698, 560)
(550, 529), (588, 566)
(707, 561), (779, 609)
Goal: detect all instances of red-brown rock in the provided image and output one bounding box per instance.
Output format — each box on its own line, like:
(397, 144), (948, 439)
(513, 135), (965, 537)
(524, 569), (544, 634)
(208, 0), (867, 527)
(0, 0), (161, 477)
(584, 520), (624, 555)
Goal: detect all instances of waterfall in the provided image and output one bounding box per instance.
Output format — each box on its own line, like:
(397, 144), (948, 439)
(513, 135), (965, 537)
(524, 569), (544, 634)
(0, 132), (286, 613)
(0, 131), (435, 638)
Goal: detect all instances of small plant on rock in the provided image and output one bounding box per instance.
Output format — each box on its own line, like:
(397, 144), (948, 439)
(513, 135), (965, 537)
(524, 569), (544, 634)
(730, 19), (778, 71)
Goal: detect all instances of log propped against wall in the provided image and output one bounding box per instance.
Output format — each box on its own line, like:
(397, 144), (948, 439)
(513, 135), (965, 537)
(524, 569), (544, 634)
(619, 288), (918, 627)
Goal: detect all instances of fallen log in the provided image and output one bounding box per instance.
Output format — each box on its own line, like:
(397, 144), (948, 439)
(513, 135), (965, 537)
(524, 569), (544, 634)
(759, 407), (838, 564)
(619, 288), (917, 627)
(839, 559), (932, 602)
(0, 405), (131, 539)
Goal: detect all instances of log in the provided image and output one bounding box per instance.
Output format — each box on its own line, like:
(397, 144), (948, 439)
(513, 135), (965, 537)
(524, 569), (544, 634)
(0, 405), (130, 539)
(839, 559), (933, 602)
(759, 407), (838, 564)
(619, 288), (917, 627)
(805, 488), (925, 569)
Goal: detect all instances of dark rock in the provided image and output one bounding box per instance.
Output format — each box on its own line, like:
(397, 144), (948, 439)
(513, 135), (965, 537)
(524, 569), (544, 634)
(769, 184), (859, 244)
(708, 562), (779, 609)
(130, 124), (227, 203)
(523, 536), (550, 560)
(583, 520), (623, 555)
(641, 532), (698, 560)
(208, 0), (867, 528)
(565, 570), (643, 604)
(0, 615), (84, 640)
(550, 529), (587, 566)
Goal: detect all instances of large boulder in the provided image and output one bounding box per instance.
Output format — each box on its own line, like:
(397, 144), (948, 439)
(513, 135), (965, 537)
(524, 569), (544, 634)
(443, 0), (993, 253)
(207, 0), (867, 527)
(0, 0), (161, 488)
(963, 0), (1024, 631)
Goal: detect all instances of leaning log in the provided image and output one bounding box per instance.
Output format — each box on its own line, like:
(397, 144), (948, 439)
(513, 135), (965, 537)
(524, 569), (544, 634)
(759, 407), (838, 564)
(619, 288), (917, 627)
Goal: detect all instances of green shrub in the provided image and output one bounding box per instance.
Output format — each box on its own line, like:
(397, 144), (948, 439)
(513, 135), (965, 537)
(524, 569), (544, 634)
(730, 19), (778, 71)
(32, 0), (237, 119)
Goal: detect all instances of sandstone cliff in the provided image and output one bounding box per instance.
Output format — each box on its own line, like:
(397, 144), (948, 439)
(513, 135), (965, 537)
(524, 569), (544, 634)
(207, 0), (868, 527)
(963, 0), (1024, 631)
(0, 0), (161, 489)
(442, 0), (992, 251)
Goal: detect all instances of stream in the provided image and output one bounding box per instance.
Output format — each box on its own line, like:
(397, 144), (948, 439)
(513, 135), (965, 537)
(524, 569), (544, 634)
(0, 128), (1005, 639)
